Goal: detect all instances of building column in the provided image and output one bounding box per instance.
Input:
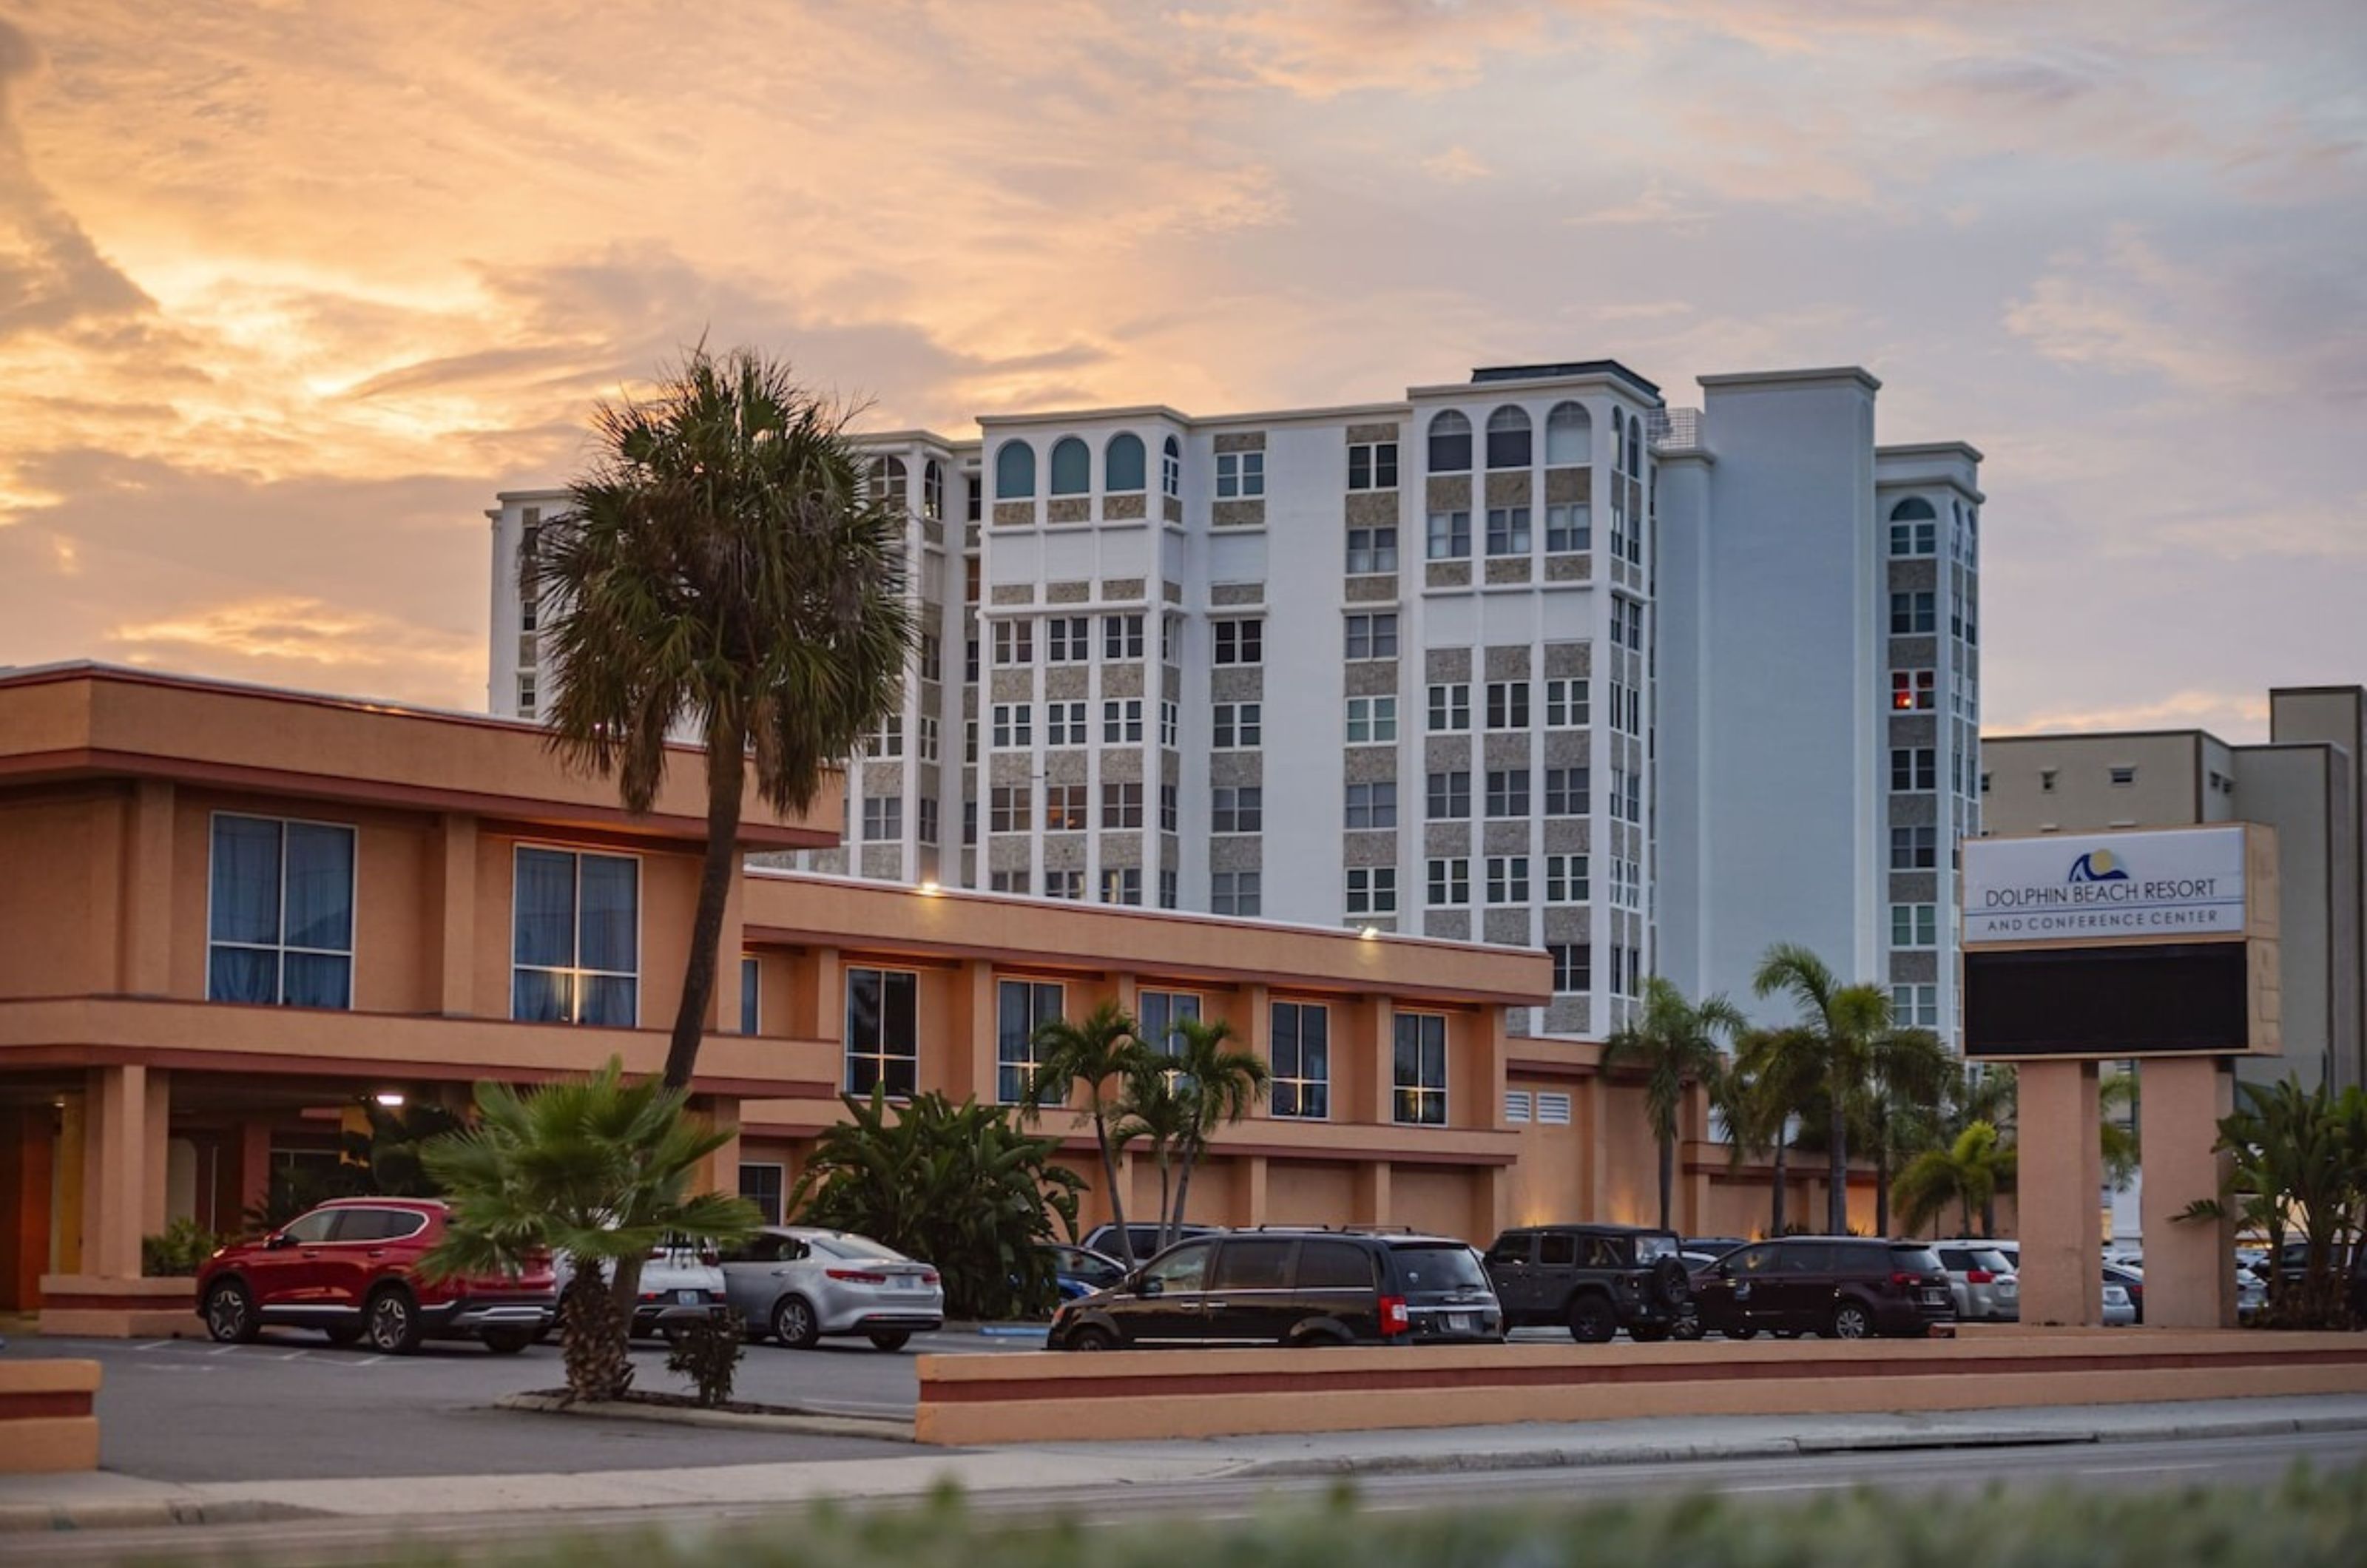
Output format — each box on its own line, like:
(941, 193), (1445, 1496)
(1351, 1161), (1391, 1228)
(120, 780), (175, 996)
(1680, 1082), (1713, 1235)
(2138, 1057), (2236, 1328)
(428, 814), (479, 1016)
(80, 1066), (170, 1279)
(2017, 1058), (2104, 1325)
(1578, 1073), (1607, 1222)
(239, 1121), (274, 1221)
(1243, 1155), (1269, 1226)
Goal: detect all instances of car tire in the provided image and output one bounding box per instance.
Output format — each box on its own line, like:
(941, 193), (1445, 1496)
(1064, 1325), (1116, 1353)
(1567, 1294), (1618, 1344)
(1829, 1300), (1874, 1341)
(480, 1326), (536, 1355)
(771, 1294), (822, 1350)
(1670, 1314), (1704, 1342)
(1650, 1257), (1693, 1311)
(364, 1285), (426, 1354)
(203, 1279), (261, 1345)
(323, 1324), (365, 1348)
(867, 1330), (911, 1353)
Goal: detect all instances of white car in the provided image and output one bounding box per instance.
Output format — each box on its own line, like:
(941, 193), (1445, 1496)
(553, 1243), (726, 1339)
(719, 1226), (945, 1351)
(2101, 1282), (2138, 1327)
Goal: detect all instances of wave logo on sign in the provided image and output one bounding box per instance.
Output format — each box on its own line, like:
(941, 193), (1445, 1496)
(2067, 849), (2131, 884)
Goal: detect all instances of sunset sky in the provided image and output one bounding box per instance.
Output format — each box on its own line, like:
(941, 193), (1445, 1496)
(1, 1), (2360, 736)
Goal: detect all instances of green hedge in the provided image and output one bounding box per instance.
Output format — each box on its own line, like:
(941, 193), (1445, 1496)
(240, 1464), (2365, 1567)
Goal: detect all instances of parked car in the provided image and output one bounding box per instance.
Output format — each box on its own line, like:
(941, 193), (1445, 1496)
(1684, 1237), (1749, 1261)
(1482, 1223), (1695, 1344)
(553, 1240), (727, 1340)
(2104, 1248), (2146, 1271)
(2100, 1261), (2145, 1324)
(719, 1226), (943, 1351)
(2101, 1281), (2138, 1327)
(1079, 1222), (1223, 1266)
(1689, 1237), (1954, 1340)
(1933, 1242), (2021, 1322)
(2237, 1268), (2269, 1324)
(2261, 1237), (2367, 1314)
(1046, 1243), (1126, 1302)
(1049, 1229), (1500, 1351)
(197, 1197), (556, 1354)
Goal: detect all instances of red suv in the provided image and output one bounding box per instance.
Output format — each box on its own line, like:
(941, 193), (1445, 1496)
(196, 1197), (557, 1354)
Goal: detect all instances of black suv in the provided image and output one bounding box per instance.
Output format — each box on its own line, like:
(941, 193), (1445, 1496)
(1690, 1237), (1954, 1339)
(1482, 1224), (1694, 1342)
(1047, 1229), (1502, 1351)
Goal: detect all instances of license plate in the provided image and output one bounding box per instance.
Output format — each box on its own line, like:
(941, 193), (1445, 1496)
(1921, 1289), (1945, 1305)
(677, 1289), (701, 1305)
(1445, 1313), (1473, 1334)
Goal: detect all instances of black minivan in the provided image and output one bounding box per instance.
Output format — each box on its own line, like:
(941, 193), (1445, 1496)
(1689, 1237), (1955, 1339)
(1047, 1229), (1502, 1350)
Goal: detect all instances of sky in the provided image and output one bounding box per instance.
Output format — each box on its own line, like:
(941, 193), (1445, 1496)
(0, 1), (2360, 737)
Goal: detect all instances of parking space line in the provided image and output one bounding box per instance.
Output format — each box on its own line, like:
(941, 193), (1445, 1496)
(207, 1345), (237, 1356)
(133, 1340), (173, 1351)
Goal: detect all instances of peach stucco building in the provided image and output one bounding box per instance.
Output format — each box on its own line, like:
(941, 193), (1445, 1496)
(0, 664), (1869, 1331)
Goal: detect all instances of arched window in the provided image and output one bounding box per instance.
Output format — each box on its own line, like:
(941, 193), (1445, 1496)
(1485, 406), (1533, 469)
(1627, 414), (1643, 472)
(1161, 435), (1181, 498)
(995, 441), (1035, 500)
(1105, 433), (1147, 493)
(922, 459), (945, 521)
(1049, 437), (1090, 496)
(868, 455), (908, 508)
(1888, 497), (1937, 521)
(1428, 410), (1472, 473)
(1544, 402), (1592, 465)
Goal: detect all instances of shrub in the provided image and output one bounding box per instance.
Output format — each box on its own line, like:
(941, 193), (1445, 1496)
(665, 1309), (746, 1409)
(141, 1217), (223, 1277)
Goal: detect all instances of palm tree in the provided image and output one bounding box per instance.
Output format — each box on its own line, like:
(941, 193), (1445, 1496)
(1728, 1026), (1820, 1236)
(1752, 943), (1890, 1235)
(1894, 1121), (2016, 1237)
(1861, 1027), (1956, 1236)
(536, 345), (915, 1089)
(419, 1058), (760, 1403)
(2099, 1069), (2141, 1188)
(1110, 1063), (1191, 1252)
(1024, 1001), (1157, 1265)
(1164, 1017), (1271, 1248)
(1603, 977), (1746, 1232)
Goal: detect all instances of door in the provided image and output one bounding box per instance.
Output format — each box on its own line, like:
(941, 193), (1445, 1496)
(1201, 1237), (1298, 1344)
(313, 1207), (413, 1312)
(1483, 1233), (1536, 1319)
(1123, 1237), (1216, 1343)
(724, 1232), (808, 1322)
(1770, 1241), (1838, 1331)
(1532, 1231), (1583, 1320)
(249, 1206), (341, 1311)
(1706, 1243), (1780, 1333)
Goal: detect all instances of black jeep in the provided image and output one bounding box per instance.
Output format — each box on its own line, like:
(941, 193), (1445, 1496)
(1481, 1223), (1694, 1343)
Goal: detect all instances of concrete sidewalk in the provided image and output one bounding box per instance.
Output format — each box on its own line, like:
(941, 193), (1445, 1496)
(3, 1393), (2363, 1535)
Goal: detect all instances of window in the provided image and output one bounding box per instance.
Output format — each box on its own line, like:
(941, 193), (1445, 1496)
(1485, 507), (1531, 555)
(1549, 942), (1590, 993)
(1485, 406), (1532, 469)
(1103, 612), (1144, 660)
(1044, 784), (1088, 831)
(918, 797), (939, 845)
(1544, 766), (1588, 816)
(1046, 700), (1087, 746)
(918, 714), (940, 764)
(1890, 590), (1937, 635)
(1625, 770), (1643, 824)
(1610, 597), (1644, 651)
(990, 869), (1028, 894)
(1138, 990), (1201, 1055)
(516, 673), (536, 720)
(1485, 768), (1530, 818)
(1427, 770), (1470, 820)
(1426, 509), (1471, 560)
(991, 703), (1032, 748)
(965, 637), (979, 683)
(1428, 682), (1470, 731)
(1544, 502), (1590, 553)
(845, 967), (919, 1098)
(1891, 747), (1937, 792)
(1427, 410), (1472, 473)
(1214, 450), (1264, 499)
(1212, 870), (1261, 916)
(1160, 783), (1178, 831)
(1394, 1013), (1448, 1126)
(1213, 702), (1262, 749)
(1345, 866), (1397, 916)
(1213, 618), (1263, 665)
(1346, 695), (1397, 743)
(208, 814), (357, 1009)
(990, 785), (1032, 834)
(1544, 400), (1592, 464)
(1161, 435), (1181, 498)
(1891, 904), (1938, 948)
(1544, 677), (1587, 727)
(1344, 780), (1397, 829)
(1545, 853), (1588, 902)
(922, 459), (945, 521)
(1427, 856), (1470, 905)
(1485, 680), (1530, 729)
(918, 631), (942, 682)
(1100, 868), (1142, 906)
(1161, 700), (1179, 747)
(864, 712), (903, 759)
(994, 441), (1035, 500)
(996, 979), (1063, 1104)
(965, 718), (979, 764)
(1159, 868), (1178, 909)
(1891, 983), (1938, 1029)
(740, 956), (761, 1035)
(1271, 1001), (1329, 1118)
(1485, 855), (1530, 903)
(1345, 524), (1398, 574)
(739, 1163), (786, 1225)
(868, 454), (908, 508)
(1161, 614), (1181, 662)
(1048, 436), (1090, 496)
(1102, 698), (1143, 743)
(862, 797), (902, 841)
(1345, 612), (1398, 660)
(1610, 856), (1641, 910)
(1888, 496), (1937, 556)
(2110, 766), (2137, 785)
(993, 620), (1033, 665)
(1212, 785), (1263, 834)
(1889, 825), (1937, 870)
(511, 846), (638, 1026)
(1105, 433), (1146, 493)
(1102, 781), (1143, 828)
(965, 472), (982, 524)
(1045, 869), (1084, 899)
(1348, 440), (1399, 490)
(1047, 615), (1089, 662)
(1891, 669), (1937, 711)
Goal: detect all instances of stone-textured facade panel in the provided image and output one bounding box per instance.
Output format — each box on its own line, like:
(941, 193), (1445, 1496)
(1427, 476), (1471, 510)
(1427, 562), (1472, 589)
(1484, 644), (1533, 680)
(1345, 492), (1399, 527)
(1485, 472), (1533, 507)
(1101, 831), (1143, 868)
(1211, 667), (1264, 703)
(1045, 750), (1087, 785)
(1098, 748), (1143, 783)
(991, 584), (1035, 605)
(862, 761), (902, 796)
(861, 844), (903, 880)
(1427, 647), (1473, 682)
(1543, 819), (1589, 854)
(1343, 747), (1397, 785)
(1046, 667), (1088, 700)
(1047, 499), (1090, 525)
(1425, 822), (1470, 856)
(1343, 831), (1397, 868)
(993, 501), (1035, 528)
(1486, 558), (1534, 585)
(1209, 836), (1263, 872)
(1544, 555), (1591, 583)
(1101, 577), (1145, 601)
(990, 669), (1033, 703)
(1213, 431), (1267, 453)
(1043, 834), (1085, 871)
(1102, 495), (1146, 522)
(1345, 661), (1399, 697)
(1484, 733), (1532, 769)
(1211, 752), (1264, 787)
(1212, 500), (1266, 529)
(1346, 422), (1401, 445)
(1103, 663), (1144, 698)
(1425, 910), (1470, 942)
(1543, 731), (1591, 768)
(1210, 582), (1264, 606)
(1485, 909), (1532, 946)
(1345, 575), (1398, 603)
(1544, 466), (1590, 504)
(1483, 820), (1532, 856)
(1425, 736), (1471, 771)
(1047, 580), (1090, 604)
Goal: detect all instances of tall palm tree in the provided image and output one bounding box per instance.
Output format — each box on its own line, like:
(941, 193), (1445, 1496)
(537, 345), (915, 1089)
(419, 1058), (760, 1403)
(1752, 943), (1890, 1235)
(2099, 1069), (2141, 1187)
(1024, 1001), (1156, 1265)
(1730, 1026), (1821, 1235)
(1110, 1064), (1190, 1250)
(1602, 977), (1746, 1233)
(1164, 1017), (1271, 1248)
(1861, 1026), (1956, 1236)
(1894, 1121), (2016, 1237)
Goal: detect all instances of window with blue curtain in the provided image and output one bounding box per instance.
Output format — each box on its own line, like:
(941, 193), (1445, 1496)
(209, 814), (355, 1008)
(740, 956), (760, 1035)
(512, 846), (639, 1026)
(996, 979), (1063, 1104)
(1104, 433), (1146, 493)
(994, 440), (1036, 499)
(1048, 437), (1090, 496)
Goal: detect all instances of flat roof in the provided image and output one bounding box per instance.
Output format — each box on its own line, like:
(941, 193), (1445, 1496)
(1468, 359), (1662, 396)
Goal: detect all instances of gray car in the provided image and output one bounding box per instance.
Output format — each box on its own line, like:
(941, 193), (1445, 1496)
(1934, 1242), (2020, 1322)
(719, 1226), (945, 1351)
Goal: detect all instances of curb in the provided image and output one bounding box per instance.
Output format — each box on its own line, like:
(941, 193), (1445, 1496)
(0, 1498), (327, 1535)
(496, 1391), (912, 1442)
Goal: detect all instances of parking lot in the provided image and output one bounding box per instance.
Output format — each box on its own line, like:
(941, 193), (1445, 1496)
(9, 1328), (1041, 1483)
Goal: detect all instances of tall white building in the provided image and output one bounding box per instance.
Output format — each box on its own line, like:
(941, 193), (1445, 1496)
(486, 359), (1982, 1039)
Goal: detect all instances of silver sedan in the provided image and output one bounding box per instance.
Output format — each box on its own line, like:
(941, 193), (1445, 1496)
(719, 1226), (945, 1351)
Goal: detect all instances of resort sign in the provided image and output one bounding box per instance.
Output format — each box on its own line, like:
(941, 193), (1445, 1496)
(1961, 825), (2248, 946)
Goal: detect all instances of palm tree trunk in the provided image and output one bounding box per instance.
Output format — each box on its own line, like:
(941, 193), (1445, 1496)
(1873, 1103), (1891, 1237)
(1093, 1113), (1134, 1267)
(1657, 1132), (1675, 1234)
(1170, 1136), (1201, 1243)
(1828, 1096), (1849, 1235)
(1770, 1138), (1789, 1235)
(1155, 1152), (1173, 1251)
(561, 1260), (633, 1404)
(662, 726), (746, 1089)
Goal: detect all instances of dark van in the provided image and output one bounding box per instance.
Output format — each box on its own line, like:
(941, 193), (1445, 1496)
(1689, 1237), (1955, 1339)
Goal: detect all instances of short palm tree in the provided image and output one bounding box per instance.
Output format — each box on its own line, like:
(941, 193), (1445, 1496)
(1602, 977), (1746, 1233)
(1024, 1001), (1157, 1265)
(2099, 1069), (2141, 1188)
(1894, 1121), (2016, 1237)
(1752, 943), (1891, 1235)
(1164, 1017), (1271, 1248)
(537, 345), (915, 1088)
(1729, 1025), (1821, 1235)
(1110, 1063), (1191, 1251)
(419, 1058), (760, 1403)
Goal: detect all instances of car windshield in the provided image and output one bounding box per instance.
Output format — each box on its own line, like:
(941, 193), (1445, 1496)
(1394, 1244), (1488, 1292)
(1635, 1234), (1678, 1262)
(1889, 1245), (1944, 1274)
